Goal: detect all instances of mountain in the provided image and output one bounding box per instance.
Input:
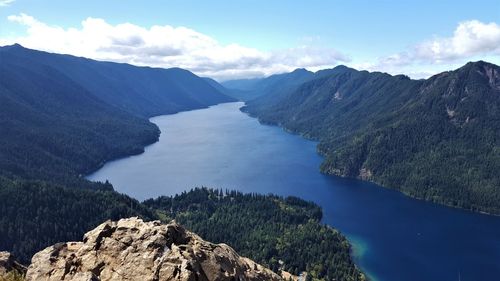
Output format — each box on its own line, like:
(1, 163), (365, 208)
(0, 46), (156, 186)
(0, 44), (237, 186)
(24, 218), (282, 281)
(220, 77), (266, 101)
(221, 68), (315, 101)
(203, 77), (233, 96)
(221, 77), (264, 91)
(243, 61), (500, 214)
(1, 44), (235, 117)
(245, 65), (358, 110)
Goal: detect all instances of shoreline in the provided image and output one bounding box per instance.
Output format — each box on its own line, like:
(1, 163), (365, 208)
(84, 102), (235, 180)
(241, 106), (500, 217)
(87, 101), (499, 218)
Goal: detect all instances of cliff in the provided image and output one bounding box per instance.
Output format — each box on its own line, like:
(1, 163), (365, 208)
(21, 218), (282, 281)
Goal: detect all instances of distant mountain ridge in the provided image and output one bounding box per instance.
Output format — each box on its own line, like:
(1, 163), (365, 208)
(221, 66), (363, 102)
(242, 61), (500, 214)
(221, 68), (315, 101)
(2, 44), (235, 117)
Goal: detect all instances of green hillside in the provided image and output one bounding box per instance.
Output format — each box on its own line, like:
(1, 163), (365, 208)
(243, 61), (500, 214)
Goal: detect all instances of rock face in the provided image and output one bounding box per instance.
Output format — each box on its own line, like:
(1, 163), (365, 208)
(0, 251), (27, 276)
(25, 218), (282, 281)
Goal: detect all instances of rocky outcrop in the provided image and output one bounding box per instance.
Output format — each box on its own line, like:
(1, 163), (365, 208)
(0, 251), (26, 276)
(25, 218), (282, 281)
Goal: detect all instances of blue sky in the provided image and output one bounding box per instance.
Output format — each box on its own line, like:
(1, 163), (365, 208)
(1, 0), (499, 80)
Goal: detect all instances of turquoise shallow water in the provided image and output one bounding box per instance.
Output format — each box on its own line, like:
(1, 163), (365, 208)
(88, 102), (500, 281)
(348, 235), (380, 281)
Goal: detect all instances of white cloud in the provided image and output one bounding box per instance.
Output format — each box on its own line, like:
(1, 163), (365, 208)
(413, 20), (500, 62)
(361, 20), (500, 77)
(1, 13), (349, 80)
(3, 14), (498, 80)
(0, 0), (15, 7)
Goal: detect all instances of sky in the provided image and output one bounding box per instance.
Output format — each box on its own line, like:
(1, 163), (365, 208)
(0, 0), (499, 81)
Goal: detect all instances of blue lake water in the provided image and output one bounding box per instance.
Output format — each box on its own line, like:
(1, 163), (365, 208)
(88, 102), (500, 281)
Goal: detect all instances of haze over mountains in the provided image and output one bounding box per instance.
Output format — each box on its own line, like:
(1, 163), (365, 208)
(229, 61), (500, 214)
(221, 68), (315, 101)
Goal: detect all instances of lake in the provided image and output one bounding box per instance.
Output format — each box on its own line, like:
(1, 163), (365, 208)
(88, 102), (500, 281)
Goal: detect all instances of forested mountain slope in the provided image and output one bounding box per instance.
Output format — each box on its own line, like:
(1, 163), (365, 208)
(0, 46), (159, 185)
(243, 61), (500, 214)
(1, 44), (235, 117)
(0, 177), (157, 264)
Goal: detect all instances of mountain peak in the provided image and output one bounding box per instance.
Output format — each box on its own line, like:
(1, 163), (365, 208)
(291, 68), (309, 73)
(465, 60), (494, 67)
(1, 43), (25, 51)
(313, 64), (355, 78)
(332, 64), (351, 71)
(458, 60), (499, 73)
(446, 61), (500, 90)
